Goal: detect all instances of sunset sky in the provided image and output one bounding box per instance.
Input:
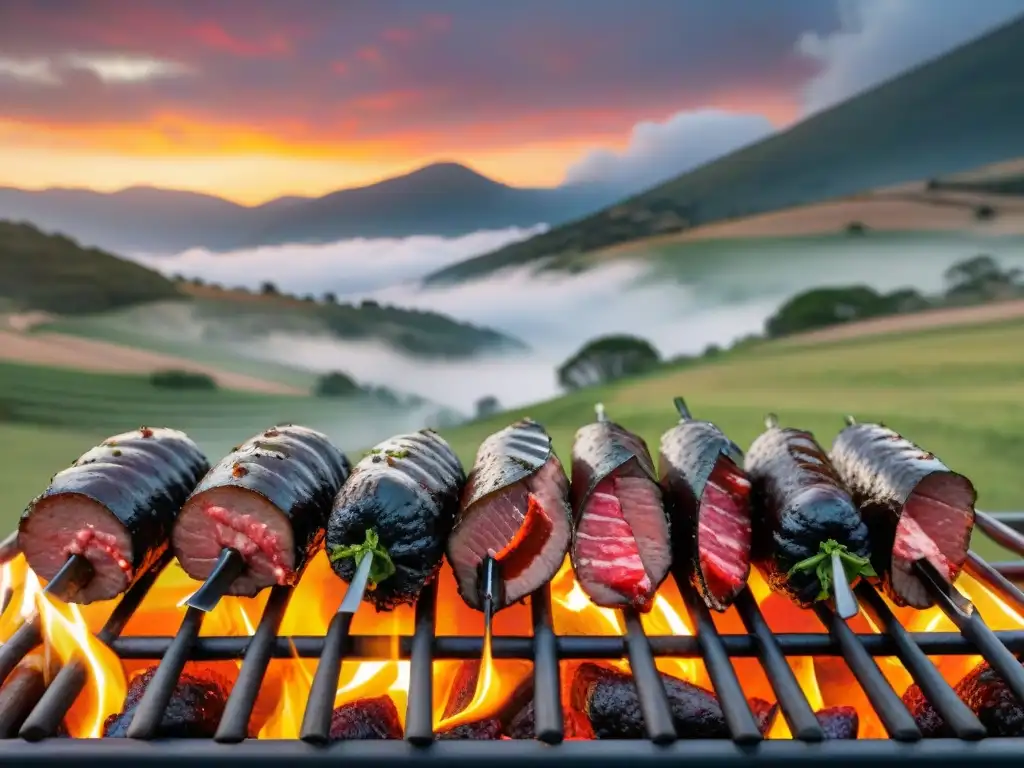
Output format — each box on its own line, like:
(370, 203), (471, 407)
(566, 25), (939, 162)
(1, 0), (1022, 204)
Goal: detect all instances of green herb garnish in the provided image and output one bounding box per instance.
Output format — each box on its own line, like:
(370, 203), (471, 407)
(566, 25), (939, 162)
(328, 528), (396, 588)
(788, 539), (877, 602)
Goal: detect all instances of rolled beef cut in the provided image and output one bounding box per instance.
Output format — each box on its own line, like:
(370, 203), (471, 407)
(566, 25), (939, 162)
(19, 427), (209, 604)
(448, 419), (572, 611)
(659, 399), (753, 611)
(570, 418), (671, 612)
(326, 429), (465, 611)
(830, 420), (976, 609)
(173, 425), (350, 596)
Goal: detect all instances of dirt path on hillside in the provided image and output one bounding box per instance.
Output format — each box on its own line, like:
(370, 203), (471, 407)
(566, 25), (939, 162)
(0, 323), (306, 396)
(775, 299), (1024, 348)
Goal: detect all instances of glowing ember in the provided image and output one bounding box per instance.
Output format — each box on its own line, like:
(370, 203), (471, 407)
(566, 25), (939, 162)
(0, 543), (1021, 741)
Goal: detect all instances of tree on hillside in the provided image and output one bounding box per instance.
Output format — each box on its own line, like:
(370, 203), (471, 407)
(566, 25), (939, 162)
(943, 254), (1021, 300)
(764, 285), (923, 338)
(314, 371), (362, 398)
(556, 335), (661, 392)
(260, 281), (279, 295)
(323, 292), (337, 304)
(475, 395), (501, 419)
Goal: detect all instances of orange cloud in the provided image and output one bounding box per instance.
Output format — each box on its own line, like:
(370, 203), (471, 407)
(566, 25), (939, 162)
(189, 21), (292, 57)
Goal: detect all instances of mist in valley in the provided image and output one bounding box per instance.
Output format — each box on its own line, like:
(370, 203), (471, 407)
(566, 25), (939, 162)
(130, 229), (1024, 415)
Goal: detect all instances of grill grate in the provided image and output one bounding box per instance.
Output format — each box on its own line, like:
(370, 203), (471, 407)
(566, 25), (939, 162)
(1, 528), (1024, 766)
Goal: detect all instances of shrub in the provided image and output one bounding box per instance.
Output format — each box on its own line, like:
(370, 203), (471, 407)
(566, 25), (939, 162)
(150, 369), (218, 390)
(315, 371), (361, 398)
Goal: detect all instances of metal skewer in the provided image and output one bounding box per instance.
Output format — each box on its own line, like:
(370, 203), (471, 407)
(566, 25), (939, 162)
(125, 547), (244, 740)
(913, 557), (1024, 704)
(299, 549), (374, 744)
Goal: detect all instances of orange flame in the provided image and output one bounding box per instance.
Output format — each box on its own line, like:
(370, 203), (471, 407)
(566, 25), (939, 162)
(2, 537), (1019, 742)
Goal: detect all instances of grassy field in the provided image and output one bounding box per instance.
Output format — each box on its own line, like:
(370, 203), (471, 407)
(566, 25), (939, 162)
(440, 318), (1024, 562)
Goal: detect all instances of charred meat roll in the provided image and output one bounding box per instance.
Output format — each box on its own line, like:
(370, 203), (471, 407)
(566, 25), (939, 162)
(570, 412), (671, 612)
(659, 398), (752, 611)
(173, 425), (350, 597)
(19, 427), (208, 604)
(326, 429), (465, 611)
(448, 419), (572, 611)
(830, 420), (976, 609)
(744, 418), (873, 608)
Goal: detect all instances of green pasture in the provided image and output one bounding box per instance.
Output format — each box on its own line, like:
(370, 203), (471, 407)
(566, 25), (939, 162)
(440, 318), (1024, 562)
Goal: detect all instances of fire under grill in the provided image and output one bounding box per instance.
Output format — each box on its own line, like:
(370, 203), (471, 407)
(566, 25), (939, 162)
(2, 516), (1024, 766)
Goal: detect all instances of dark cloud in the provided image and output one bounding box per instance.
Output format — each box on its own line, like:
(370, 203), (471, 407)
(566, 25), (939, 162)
(0, 0), (840, 149)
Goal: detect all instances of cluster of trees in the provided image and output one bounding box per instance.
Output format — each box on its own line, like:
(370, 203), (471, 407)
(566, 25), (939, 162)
(556, 335), (662, 392)
(149, 369), (218, 391)
(764, 254), (1022, 339)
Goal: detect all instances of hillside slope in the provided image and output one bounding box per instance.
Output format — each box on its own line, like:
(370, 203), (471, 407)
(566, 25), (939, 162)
(0, 164), (617, 255)
(425, 14), (1024, 285)
(0, 221), (181, 313)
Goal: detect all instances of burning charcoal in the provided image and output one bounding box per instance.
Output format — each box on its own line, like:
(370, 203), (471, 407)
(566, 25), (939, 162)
(103, 666), (231, 738)
(504, 699), (595, 740)
(329, 696), (403, 740)
(440, 660), (536, 738)
(571, 662), (777, 739)
(903, 659), (1024, 737)
(437, 718), (504, 740)
(815, 706), (859, 739)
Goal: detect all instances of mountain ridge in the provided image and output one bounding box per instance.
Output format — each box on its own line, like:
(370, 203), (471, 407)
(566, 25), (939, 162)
(0, 162), (620, 254)
(423, 13), (1024, 285)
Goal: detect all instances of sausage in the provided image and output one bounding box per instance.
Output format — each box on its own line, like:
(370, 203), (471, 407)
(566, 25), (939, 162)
(326, 429), (465, 611)
(744, 418), (873, 607)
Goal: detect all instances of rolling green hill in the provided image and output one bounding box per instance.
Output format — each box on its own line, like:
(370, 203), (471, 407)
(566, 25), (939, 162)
(1, 220), (525, 359)
(425, 15), (1024, 285)
(0, 221), (182, 314)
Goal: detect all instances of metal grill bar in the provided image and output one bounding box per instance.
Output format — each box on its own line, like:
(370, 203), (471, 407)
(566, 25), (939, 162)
(964, 552), (1024, 615)
(214, 585), (295, 743)
(3, 736), (1024, 765)
(992, 561), (1024, 582)
(975, 512), (1024, 556)
(99, 629), (1024, 660)
(854, 585), (985, 739)
(811, 604), (920, 740)
(732, 588), (823, 742)
(18, 554), (172, 740)
(0, 532), (19, 565)
(529, 584), (563, 744)
(621, 607), (676, 743)
(681, 581), (763, 744)
(403, 581), (436, 745)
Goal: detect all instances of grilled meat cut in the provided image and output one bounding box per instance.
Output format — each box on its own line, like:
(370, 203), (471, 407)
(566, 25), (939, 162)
(903, 659), (1024, 737)
(816, 706), (859, 739)
(570, 416), (671, 612)
(830, 420), (976, 609)
(103, 666), (232, 738)
(173, 425), (350, 597)
(448, 419), (571, 611)
(329, 696), (404, 740)
(570, 663), (777, 739)
(326, 429), (465, 611)
(659, 398), (752, 611)
(744, 419), (873, 608)
(19, 427), (208, 604)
